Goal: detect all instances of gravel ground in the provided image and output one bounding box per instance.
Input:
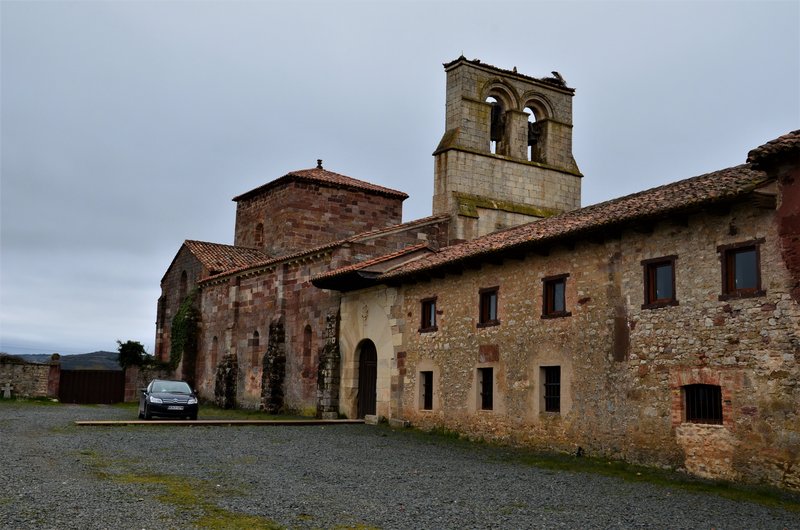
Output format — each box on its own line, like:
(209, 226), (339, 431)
(1, 402), (797, 529)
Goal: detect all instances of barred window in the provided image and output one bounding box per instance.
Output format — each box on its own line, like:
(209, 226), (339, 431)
(478, 367), (493, 410)
(542, 366), (561, 413)
(420, 371), (433, 410)
(684, 384), (722, 424)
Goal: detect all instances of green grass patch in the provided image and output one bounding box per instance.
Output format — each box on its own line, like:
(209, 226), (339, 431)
(505, 450), (800, 511)
(114, 472), (282, 529)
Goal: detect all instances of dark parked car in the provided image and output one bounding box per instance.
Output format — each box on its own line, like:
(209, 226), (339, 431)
(138, 379), (198, 420)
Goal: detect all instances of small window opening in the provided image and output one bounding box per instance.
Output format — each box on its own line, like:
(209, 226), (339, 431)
(478, 288), (499, 327)
(486, 96), (503, 154)
(684, 384), (723, 424)
(250, 330), (260, 365)
(642, 256), (677, 308)
(211, 336), (219, 368)
(542, 275), (570, 318)
(255, 223), (264, 247)
(524, 107), (536, 161)
(718, 241), (764, 299)
(478, 367), (493, 410)
(542, 366), (561, 413)
(179, 270), (188, 301)
(727, 247), (757, 292)
(303, 325), (312, 362)
(420, 371), (433, 410)
(420, 298), (437, 332)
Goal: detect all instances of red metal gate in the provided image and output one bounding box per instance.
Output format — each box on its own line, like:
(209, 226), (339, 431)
(59, 370), (125, 404)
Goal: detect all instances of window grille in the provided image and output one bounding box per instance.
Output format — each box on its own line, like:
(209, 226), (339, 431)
(478, 367), (493, 410)
(684, 384), (722, 424)
(543, 366), (561, 413)
(420, 371), (433, 410)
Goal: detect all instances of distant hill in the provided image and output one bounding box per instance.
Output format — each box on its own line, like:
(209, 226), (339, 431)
(14, 351), (123, 371)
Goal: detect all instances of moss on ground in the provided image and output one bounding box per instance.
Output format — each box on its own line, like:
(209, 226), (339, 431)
(405, 425), (800, 512)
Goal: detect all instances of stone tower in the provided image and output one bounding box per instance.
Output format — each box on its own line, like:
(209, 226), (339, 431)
(432, 57), (582, 241)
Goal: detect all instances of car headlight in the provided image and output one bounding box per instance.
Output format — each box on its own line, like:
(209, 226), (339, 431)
(187, 397), (198, 405)
(149, 396), (163, 404)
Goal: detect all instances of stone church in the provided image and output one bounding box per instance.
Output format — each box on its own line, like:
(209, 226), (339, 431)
(156, 57), (799, 490)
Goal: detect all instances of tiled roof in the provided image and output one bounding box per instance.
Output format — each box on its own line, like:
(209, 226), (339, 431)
(442, 55), (574, 93)
(747, 130), (800, 169)
(379, 164), (770, 281)
(183, 240), (269, 274)
(232, 167), (409, 202)
(199, 215), (449, 284)
(313, 242), (433, 283)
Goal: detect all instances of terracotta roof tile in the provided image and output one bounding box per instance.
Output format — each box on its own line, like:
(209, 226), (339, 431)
(313, 242), (433, 283)
(380, 164), (769, 281)
(232, 167), (408, 202)
(747, 130), (800, 169)
(183, 240), (269, 274)
(199, 215), (448, 284)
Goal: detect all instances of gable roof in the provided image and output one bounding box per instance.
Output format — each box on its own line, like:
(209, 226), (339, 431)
(199, 215), (450, 285)
(232, 167), (409, 202)
(312, 243), (435, 291)
(182, 240), (269, 275)
(328, 164), (770, 286)
(747, 130), (800, 169)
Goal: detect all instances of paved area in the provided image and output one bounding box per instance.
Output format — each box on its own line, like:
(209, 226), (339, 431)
(1, 401), (798, 529)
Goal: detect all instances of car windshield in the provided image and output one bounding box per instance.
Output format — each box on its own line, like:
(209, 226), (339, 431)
(152, 381), (192, 394)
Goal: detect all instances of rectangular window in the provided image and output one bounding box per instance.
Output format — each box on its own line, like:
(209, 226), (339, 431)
(419, 298), (437, 332)
(718, 240), (765, 299)
(478, 367), (493, 410)
(684, 384), (723, 424)
(642, 256), (678, 308)
(542, 366), (561, 413)
(478, 287), (499, 327)
(420, 371), (433, 410)
(542, 274), (570, 318)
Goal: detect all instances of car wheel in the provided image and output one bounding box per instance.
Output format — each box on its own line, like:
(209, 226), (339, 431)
(189, 413), (197, 421)
(144, 405), (152, 420)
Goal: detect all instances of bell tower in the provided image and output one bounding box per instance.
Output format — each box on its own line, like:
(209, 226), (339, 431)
(432, 57), (582, 242)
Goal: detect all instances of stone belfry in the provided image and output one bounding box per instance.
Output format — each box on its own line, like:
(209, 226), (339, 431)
(432, 57), (582, 242)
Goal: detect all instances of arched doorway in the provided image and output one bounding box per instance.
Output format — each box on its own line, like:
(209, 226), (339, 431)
(357, 340), (377, 418)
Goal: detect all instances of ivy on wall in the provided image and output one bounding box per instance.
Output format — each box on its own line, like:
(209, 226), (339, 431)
(170, 288), (200, 372)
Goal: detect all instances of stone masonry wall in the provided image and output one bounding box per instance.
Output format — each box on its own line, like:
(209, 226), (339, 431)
(394, 201), (799, 490)
(156, 247), (205, 361)
(434, 60), (581, 242)
(193, 219), (450, 413)
(0, 357), (57, 399)
(234, 180), (404, 257)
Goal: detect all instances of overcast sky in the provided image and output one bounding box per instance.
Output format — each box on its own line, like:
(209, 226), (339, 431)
(1, 0), (797, 356)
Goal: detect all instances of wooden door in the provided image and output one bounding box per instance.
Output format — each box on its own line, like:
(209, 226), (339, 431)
(357, 341), (377, 418)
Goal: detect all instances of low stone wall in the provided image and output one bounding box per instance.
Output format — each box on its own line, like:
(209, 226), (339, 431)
(123, 365), (175, 402)
(0, 354), (60, 399)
